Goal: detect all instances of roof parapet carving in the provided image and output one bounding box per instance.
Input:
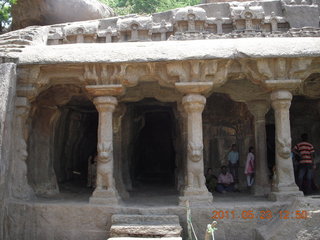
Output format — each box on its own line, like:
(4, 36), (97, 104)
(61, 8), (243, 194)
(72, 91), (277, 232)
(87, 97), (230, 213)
(0, 26), (48, 54)
(1, 0), (320, 52)
(174, 7), (207, 22)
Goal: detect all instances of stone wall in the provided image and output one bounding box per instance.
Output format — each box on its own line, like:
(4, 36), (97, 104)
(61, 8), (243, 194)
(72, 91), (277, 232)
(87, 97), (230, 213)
(0, 63), (16, 239)
(27, 85), (88, 195)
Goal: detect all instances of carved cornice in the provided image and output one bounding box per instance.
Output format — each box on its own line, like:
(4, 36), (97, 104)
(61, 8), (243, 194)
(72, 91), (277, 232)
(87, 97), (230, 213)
(270, 90), (293, 110)
(175, 82), (213, 94)
(182, 94), (207, 113)
(93, 96), (118, 113)
(246, 100), (270, 120)
(86, 84), (125, 97)
(265, 79), (302, 91)
(240, 58), (313, 89)
(168, 60), (231, 87)
(15, 56), (320, 101)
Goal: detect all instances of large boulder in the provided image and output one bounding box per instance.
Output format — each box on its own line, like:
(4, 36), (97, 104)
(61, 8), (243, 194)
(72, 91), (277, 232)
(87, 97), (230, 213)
(12, 0), (115, 30)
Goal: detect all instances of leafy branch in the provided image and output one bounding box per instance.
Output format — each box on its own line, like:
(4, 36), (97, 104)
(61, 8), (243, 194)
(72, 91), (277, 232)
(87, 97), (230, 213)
(99, 0), (200, 15)
(0, 0), (16, 33)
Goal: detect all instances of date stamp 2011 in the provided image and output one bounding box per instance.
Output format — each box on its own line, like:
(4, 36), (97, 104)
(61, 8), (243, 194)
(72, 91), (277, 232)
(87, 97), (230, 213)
(211, 210), (308, 220)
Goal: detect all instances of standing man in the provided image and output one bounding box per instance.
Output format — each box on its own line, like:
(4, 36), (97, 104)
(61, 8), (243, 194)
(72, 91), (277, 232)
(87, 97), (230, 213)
(293, 133), (315, 195)
(228, 144), (239, 183)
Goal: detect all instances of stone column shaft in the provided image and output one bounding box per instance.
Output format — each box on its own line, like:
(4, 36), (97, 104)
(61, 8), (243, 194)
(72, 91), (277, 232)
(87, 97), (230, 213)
(12, 97), (34, 199)
(180, 94), (212, 205)
(90, 96), (119, 204)
(269, 90), (302, 201)
(247, 100), (270, 196)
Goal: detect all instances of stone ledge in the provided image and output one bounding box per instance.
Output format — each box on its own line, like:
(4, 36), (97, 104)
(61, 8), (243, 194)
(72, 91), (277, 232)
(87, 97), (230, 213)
(110, 225), (182, 238)
(108, 238), (182, 240)
(112, 215), (180, 225)
(17, 37), (320, 65)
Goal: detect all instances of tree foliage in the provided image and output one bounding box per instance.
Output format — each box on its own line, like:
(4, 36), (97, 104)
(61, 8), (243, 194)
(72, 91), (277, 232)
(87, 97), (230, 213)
(0, 0), (16, 33)
(100, 0), (200, 15)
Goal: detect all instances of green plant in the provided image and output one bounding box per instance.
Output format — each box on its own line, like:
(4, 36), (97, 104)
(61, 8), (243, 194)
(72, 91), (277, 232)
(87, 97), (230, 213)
(0, 0), (16, 33)
(99, 0), (200, 15)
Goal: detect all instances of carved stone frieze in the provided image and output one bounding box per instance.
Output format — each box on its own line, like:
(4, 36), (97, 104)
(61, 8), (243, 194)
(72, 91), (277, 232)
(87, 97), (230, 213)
(167, 60), (230, 87)
(264, 12), (286, 33)
(1, 0), (319, 54)
(63, 22), (98, 43)
(174, 7), (207, 33)
(117, 16), (153, 42)
(152, 20), (173, 41)
(14, 55), (320, 103)
(231, 4), (265, 32)
(241, 58), (313, 87)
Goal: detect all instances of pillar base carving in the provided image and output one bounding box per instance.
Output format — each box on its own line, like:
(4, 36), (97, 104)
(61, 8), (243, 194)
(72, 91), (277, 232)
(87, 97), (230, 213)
(268, 190), (303, 202)
(179, 188), (213, 206)
(253, 185), (270, 197)
(89, 189), (119, 205)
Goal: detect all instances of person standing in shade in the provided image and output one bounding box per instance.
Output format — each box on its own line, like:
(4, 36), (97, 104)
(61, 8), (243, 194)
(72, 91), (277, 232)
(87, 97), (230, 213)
(245, 146), (255, 188)
(228, 144), (239, 183)
(293, 133), (315, 195)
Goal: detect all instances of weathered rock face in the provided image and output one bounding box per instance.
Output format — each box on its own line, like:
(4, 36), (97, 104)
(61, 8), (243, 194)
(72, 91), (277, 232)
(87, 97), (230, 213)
(0, 62), (16, 238)
(1, 0), (320, 239)
(109, 214), (182, 238)
(12, 0), (115, 30)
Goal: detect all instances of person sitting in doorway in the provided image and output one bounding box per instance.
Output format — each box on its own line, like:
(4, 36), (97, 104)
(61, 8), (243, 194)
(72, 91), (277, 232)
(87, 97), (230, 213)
(205, 168), (218, 193)
(216, 166), (235, 193)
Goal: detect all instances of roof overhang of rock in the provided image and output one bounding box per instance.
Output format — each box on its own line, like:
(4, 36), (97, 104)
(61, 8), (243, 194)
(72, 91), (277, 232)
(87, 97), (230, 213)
(18, 37), (320, 65)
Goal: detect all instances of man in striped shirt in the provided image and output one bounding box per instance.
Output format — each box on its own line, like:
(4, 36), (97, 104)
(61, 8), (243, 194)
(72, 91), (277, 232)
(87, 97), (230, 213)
(293, 133), (315, 194)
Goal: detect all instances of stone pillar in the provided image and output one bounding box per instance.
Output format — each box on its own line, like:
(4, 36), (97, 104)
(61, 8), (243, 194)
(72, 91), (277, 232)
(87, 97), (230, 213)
(90, 96), (119, 204)
(179, 94), (212, 205)
(11, 97), (35, 199)
(246, 100), (270, 196)
(177, 102), (188, 192)
(175, 82), (213, 206)
(269, 90), (302, 201)
(86, 85), (124, 204)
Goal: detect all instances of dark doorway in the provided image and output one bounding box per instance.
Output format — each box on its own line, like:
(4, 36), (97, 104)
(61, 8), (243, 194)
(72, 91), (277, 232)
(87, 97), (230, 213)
(266, 124), (275, 177)
(131, 102), (176, 188)
(54, 96), (98, 190)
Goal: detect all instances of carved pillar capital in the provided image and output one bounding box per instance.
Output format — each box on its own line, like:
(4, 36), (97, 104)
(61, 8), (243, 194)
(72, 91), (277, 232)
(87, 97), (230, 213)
(270, 90), (292, 111)
(93, 96), (118, 113)
(246, 100), (270, 121)
(182, 94), (206, 113)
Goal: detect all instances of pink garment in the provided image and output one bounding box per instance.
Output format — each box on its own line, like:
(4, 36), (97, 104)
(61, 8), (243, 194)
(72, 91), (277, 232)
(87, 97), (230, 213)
(218, 172), (234, 184)
(245, 152), (255, 175)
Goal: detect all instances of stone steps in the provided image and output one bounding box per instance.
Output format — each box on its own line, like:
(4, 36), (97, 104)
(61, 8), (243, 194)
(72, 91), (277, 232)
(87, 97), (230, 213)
(109, 214), (182, 239)
(108, 238), (182, 240)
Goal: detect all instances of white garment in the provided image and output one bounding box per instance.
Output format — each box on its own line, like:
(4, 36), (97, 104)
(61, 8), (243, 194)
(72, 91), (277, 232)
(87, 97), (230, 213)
(247, 175), (254, 187)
